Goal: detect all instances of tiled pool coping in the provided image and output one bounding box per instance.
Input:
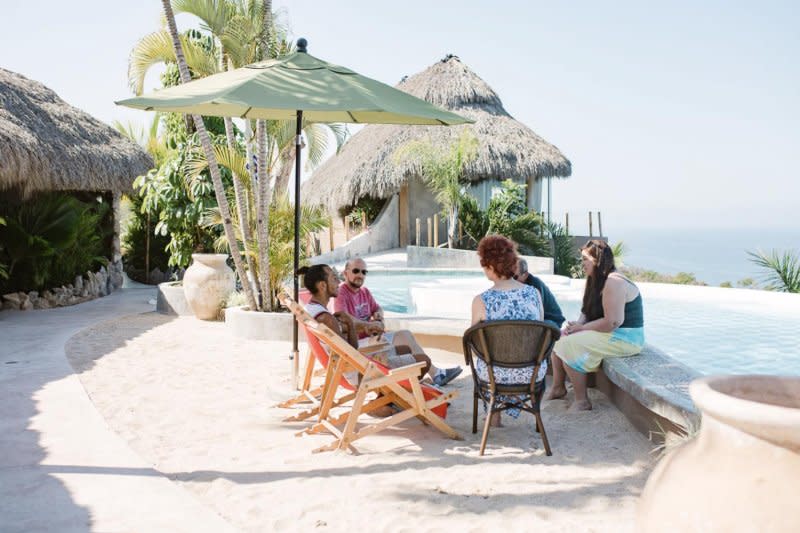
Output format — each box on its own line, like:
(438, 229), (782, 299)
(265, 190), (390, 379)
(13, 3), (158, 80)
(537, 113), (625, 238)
(385, 314), (700, 436)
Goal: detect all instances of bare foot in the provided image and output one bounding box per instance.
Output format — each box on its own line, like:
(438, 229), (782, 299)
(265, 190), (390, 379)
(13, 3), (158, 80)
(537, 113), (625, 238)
(544, 386), (568, 400)
(567, 399), (593, 412)
(489, 412), (503, 427)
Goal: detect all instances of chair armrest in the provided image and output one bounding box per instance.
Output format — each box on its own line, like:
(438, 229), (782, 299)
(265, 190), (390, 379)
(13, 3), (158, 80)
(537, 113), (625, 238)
(359, 342), (392, 355)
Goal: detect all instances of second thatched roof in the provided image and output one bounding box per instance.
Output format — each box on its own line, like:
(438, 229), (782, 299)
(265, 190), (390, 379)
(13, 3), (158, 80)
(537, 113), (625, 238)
(0, 68), (152, 197)
(303, 55), (571, 213)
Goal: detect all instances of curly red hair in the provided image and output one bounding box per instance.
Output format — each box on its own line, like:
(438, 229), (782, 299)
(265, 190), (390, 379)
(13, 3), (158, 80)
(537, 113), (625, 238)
(477, 235), (518, 279)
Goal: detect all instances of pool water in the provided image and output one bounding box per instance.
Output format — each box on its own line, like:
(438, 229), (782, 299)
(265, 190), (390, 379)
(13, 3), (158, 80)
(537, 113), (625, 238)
(365, 271), (800, 377)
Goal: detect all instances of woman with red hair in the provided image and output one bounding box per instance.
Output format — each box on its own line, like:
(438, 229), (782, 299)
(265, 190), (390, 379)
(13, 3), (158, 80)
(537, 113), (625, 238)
(471, 235), (544, 426)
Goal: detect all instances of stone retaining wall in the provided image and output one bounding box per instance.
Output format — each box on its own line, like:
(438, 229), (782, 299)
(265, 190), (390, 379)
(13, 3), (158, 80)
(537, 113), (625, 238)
(1, 259), (124, 311)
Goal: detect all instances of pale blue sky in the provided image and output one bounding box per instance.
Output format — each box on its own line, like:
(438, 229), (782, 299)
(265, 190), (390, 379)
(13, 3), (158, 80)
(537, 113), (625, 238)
(2, 1), (798, 234)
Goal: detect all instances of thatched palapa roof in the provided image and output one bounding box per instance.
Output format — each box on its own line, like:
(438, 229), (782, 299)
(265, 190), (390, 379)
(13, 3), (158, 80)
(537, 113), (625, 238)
(303, 55), (571, 212)
(0, 68), (152, 196)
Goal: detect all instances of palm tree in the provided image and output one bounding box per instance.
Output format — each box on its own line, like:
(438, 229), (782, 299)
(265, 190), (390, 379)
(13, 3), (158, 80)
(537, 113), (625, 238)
(747, 249), (800, 293)
(133, 1), (345, 310)
(160, 0), (258, 310)
(394, 131), (478, 248)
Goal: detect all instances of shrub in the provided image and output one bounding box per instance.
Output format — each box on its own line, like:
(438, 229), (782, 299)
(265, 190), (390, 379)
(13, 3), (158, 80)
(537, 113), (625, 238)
(0, 192), (111, 292)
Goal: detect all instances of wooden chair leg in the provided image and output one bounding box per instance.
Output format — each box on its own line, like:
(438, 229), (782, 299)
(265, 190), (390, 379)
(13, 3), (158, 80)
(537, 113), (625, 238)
(479, 397), (495, 456)
(535, 412), (552, 456)
(301, 348), (315, 393)
(472, 393), (478, 434)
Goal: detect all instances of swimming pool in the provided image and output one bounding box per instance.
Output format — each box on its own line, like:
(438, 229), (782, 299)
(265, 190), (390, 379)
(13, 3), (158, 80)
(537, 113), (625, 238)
(365, 270), (800, 377)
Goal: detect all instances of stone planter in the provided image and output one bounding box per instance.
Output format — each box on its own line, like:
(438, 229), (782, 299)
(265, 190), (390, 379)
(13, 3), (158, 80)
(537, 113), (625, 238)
(225, 305), (303, 342)
(637, 375), (800, 532)
(156, 281), (193, 316)
(183, 254), (234, 320)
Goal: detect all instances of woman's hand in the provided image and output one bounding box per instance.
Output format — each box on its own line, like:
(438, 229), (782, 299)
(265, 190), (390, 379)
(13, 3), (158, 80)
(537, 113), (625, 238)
(563, 321), (583, 336)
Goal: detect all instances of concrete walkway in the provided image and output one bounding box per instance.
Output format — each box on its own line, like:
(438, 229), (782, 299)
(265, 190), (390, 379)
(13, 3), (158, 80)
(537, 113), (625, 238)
(0, 287), (237, 533)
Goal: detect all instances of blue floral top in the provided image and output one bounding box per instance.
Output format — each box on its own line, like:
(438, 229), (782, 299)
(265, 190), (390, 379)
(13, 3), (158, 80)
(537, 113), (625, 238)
(481, 285), (543, 322)
(476, 285), (546, 418)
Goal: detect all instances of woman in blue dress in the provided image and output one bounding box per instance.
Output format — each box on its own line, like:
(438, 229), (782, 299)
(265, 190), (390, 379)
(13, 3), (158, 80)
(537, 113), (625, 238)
(471, 235), (544, 427)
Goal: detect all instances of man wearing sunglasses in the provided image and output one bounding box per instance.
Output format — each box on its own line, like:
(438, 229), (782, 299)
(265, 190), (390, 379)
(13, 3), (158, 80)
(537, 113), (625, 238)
(335, 257), (463, 387)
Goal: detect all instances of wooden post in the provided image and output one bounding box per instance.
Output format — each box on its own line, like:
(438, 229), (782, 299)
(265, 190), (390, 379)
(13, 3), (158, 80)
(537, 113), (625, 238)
(344, 217), (350, 242)
(433, 214), (439, 247)
(565, 213), (569, 234)
(415, 218), (421, 246)
(427, 217), (433, 247)
(598, 211), (603, 237)
(361, 211), (367, 233)
(328, 217), (334, 252)
(588, 211), (593, 237)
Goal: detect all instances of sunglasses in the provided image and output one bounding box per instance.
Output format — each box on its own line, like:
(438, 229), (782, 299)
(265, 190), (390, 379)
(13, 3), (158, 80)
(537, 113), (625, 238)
(350, 268), (368, 275)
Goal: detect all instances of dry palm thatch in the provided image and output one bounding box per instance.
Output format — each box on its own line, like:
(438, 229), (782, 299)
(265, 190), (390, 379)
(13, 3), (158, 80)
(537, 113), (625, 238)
(302, 55), (571, 213)
(0, 68), (152, 197)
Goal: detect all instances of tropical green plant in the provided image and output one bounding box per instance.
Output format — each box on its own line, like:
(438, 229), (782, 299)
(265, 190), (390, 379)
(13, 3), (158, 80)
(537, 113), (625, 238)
(342, 197), (386, 227)
(131, 1), (346, 311)
(546, 221), (581, 277)
(611, 241), (627, 267)
(620, 266), (707, 286)
(0, 194), (111, 292)
(156, 0), (258, 310)
(457, 179), (549, 256)
(134, 133), (232, 268)
(204, 194), (328, 310)
(747, 249), (800, 293)
(0, 216), (8, 280)
(737, 277), (757, 289)
(120, 194), (172, 283)
(394, 131), (478, 248)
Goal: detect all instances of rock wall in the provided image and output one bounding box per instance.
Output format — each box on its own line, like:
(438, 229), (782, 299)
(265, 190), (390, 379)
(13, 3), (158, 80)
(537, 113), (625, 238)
(1, 259), (124, 311)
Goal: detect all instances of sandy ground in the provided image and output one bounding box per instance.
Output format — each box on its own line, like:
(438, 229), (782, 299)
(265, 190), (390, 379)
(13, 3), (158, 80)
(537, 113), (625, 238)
(65, 312), (656, 532)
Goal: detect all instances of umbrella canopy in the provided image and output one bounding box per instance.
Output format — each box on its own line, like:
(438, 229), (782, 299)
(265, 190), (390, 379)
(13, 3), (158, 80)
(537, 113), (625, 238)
(117, 39), (469, 375)
(116, 45), (471, 126)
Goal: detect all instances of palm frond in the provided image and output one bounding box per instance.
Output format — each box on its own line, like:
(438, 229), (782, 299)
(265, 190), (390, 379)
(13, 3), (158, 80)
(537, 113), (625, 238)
(128, 30), (219, 94)
(172, 0), (234, 36)
(747, 249), (800, 293)
(184, 143), (251, 190)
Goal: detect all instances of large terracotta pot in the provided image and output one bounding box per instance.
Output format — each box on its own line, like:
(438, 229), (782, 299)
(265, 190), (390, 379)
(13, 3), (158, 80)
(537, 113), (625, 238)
(183, 253), (235, 320)
(637, 375), (800, 532)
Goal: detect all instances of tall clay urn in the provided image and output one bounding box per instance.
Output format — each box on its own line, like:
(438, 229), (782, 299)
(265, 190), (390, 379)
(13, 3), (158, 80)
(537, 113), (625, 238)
(183, 253), (235, 320)
(637, 375), (800, 532)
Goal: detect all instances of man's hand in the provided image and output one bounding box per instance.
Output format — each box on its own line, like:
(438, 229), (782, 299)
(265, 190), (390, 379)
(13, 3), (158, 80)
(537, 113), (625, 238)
(371, 310), (384, 322)
(333, 311), (355, 333)
(364, 320), (384, 337)
(333, 311), (359, 348)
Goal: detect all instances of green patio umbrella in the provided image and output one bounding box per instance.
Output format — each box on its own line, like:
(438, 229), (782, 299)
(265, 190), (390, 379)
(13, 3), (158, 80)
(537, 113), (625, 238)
(117, 38), (472, 367)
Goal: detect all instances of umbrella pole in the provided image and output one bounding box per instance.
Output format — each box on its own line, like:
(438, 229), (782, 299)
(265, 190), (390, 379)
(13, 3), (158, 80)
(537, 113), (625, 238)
(292, 110), (303, 389)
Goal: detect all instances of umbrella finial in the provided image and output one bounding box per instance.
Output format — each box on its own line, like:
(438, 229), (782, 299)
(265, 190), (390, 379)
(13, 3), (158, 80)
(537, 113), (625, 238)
(297, 38), (308, 53)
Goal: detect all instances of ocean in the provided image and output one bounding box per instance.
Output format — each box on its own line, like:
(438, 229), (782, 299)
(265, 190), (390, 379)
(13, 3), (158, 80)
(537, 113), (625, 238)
(610, 226), (799, 287)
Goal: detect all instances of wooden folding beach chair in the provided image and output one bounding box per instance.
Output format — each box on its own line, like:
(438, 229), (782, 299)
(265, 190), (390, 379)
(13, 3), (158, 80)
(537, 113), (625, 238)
(278, 293), (461, 453)
(278, 289), (329, 412)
